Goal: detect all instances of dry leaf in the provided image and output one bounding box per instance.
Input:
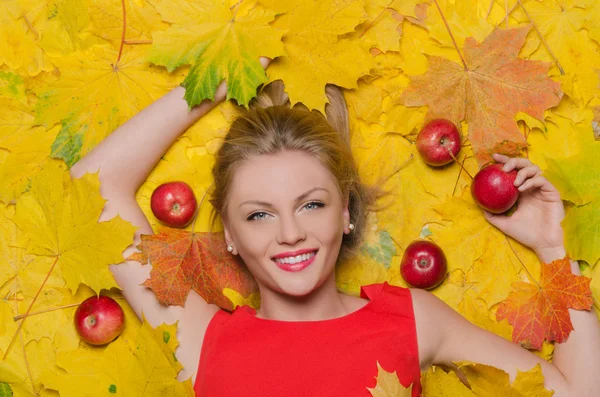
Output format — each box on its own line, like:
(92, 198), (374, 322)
(496, 257), (593, 350)
(401, 27), (563, 165)
(128, 228), (258, 309)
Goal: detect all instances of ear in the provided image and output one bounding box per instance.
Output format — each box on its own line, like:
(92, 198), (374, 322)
(223, 221), (238, 255)
(342, 195), (351, 234)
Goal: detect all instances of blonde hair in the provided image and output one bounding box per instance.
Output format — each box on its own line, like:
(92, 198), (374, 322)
(210, 81), (377, 261)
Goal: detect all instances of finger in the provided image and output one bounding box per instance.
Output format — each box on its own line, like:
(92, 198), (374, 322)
(483, 210), (510, 230)
(492, 153), (510, 163)
(514, 164), (542, 186)
(259, 57), (272, 69)
(517, 175), (548, 192)
(502, 157), (533, 172)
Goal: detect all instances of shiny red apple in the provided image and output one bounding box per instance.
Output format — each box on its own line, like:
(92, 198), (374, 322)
(150, 181), (197, 228)
(400, 240), (448, 290)
(471, 163), (519, 214)
(74, 295), (125, 345)
(416, 119), (462, 166)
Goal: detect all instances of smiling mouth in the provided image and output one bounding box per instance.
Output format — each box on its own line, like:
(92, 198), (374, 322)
(272, 250), (318, 272)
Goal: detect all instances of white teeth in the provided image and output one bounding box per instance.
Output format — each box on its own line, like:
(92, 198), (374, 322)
(275, 252), (316, 265)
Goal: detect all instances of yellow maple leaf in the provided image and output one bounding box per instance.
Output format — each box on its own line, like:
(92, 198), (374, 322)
(0, 12), (49, 76)
(33, 44), (183, 167)
(266, 0), (374, 112)
(0, 337), (56, 396)
(37, 0), (104, 55)
(41, 318), (194, 396)
(0, 203), (74, 356)
(367, 361), (413, 397)
(87, 0), (167, 48)
(0, 71), (60, 203)
(13, 160), (136, 294)
(421, 364), (476, 396)
(457, 361), (554, 396)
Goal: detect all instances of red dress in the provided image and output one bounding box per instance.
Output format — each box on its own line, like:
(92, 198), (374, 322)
(194, 281), (422, 396)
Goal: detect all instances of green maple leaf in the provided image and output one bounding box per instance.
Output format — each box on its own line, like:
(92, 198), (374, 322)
(147, 0), (285, 107)
(545, 142), (600, 265)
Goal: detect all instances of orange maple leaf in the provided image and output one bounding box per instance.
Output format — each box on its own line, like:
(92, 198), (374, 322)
(401, 26), (563, 165)
(495, 257), (593, 350)
(128, 228), (258, 310)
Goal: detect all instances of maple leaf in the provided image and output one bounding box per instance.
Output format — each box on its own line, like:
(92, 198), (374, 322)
(421, 364), (476, 396)
(367, 361), (413, 397)
(0, 71), (59, 203)
(265, 0), (375, 113)
(456, 361), (553, 396)
(0, 336), (56, 396)
(33, 44), (183, 167)
(13, 160), (136, 294)
(496, 257), (593, 350)
(87, 0), (167, 47)
(41, 318), (194, 396)
(0, 10), (48, 76)
(128, 228), (258, 309)
(401, 27), (563, 165)
(544, 141), (600, 265)
(147, 0), (285, 108)
(509, 0), (598, 106)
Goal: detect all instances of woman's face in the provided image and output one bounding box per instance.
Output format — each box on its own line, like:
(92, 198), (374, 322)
(223, 150), (350, 296)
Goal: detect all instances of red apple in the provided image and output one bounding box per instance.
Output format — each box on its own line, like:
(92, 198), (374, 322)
(471, 163), (519, 214)
(150, 181), (197, 228)
(74, 295), (125, 345)
(400, 240), (448, 290)
(416, 119), (462, 166)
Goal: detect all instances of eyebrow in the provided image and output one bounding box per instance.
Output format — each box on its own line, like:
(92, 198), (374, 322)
(238, 187), (329, 208)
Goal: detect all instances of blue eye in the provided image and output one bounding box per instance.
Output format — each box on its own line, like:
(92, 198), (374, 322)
(303, 201), (325, 211)
(247, 212), (270, 221)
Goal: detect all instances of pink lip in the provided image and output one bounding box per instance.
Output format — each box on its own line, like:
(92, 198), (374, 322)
(272, 248), (318, 260)
(274, 252), (317, 272)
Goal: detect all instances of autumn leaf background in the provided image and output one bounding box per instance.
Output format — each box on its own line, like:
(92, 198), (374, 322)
(1, 0), (600, 395)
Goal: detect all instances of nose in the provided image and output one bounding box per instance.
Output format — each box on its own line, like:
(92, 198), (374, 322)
(276, 214), (306, 246)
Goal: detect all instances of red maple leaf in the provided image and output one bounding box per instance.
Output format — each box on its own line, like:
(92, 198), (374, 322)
(495, 257), (593, 350)
(401, 26), (563, 165)
(128, 228), (258, 310)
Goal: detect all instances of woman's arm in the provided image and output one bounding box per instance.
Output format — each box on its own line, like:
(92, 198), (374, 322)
(69, 82), (227, 382)
(412, 155), (600, 396)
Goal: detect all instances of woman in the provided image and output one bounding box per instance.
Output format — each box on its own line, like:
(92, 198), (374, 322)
(70, 66), (600, 395)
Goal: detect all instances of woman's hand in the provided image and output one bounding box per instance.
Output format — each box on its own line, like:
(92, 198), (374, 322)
(482, 154), (566, 262)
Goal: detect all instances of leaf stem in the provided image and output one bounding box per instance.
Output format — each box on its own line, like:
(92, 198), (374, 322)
(20, 329), (36, 396)
(358, 0), (395, 40)
(432, 0), (468, 71)
(13, 303), (80, 321)
(516, 0), (565, 75)
(497, 2), (519, 26)
(115, 0), (127, 67)
(452, 155), (471, 195)
(486, 0), (494, 18)
(23, 15), (39, 40)
(3, 256), (59, 360)
(448, 148), (473, 179)
(190, 182), (214, 234)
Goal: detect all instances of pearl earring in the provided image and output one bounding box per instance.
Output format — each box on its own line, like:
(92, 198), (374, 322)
(348, 223), (355, 231)
(227, 245), (234, 252)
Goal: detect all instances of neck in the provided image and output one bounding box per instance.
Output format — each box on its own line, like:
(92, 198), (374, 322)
(255, 272), (349, 321)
